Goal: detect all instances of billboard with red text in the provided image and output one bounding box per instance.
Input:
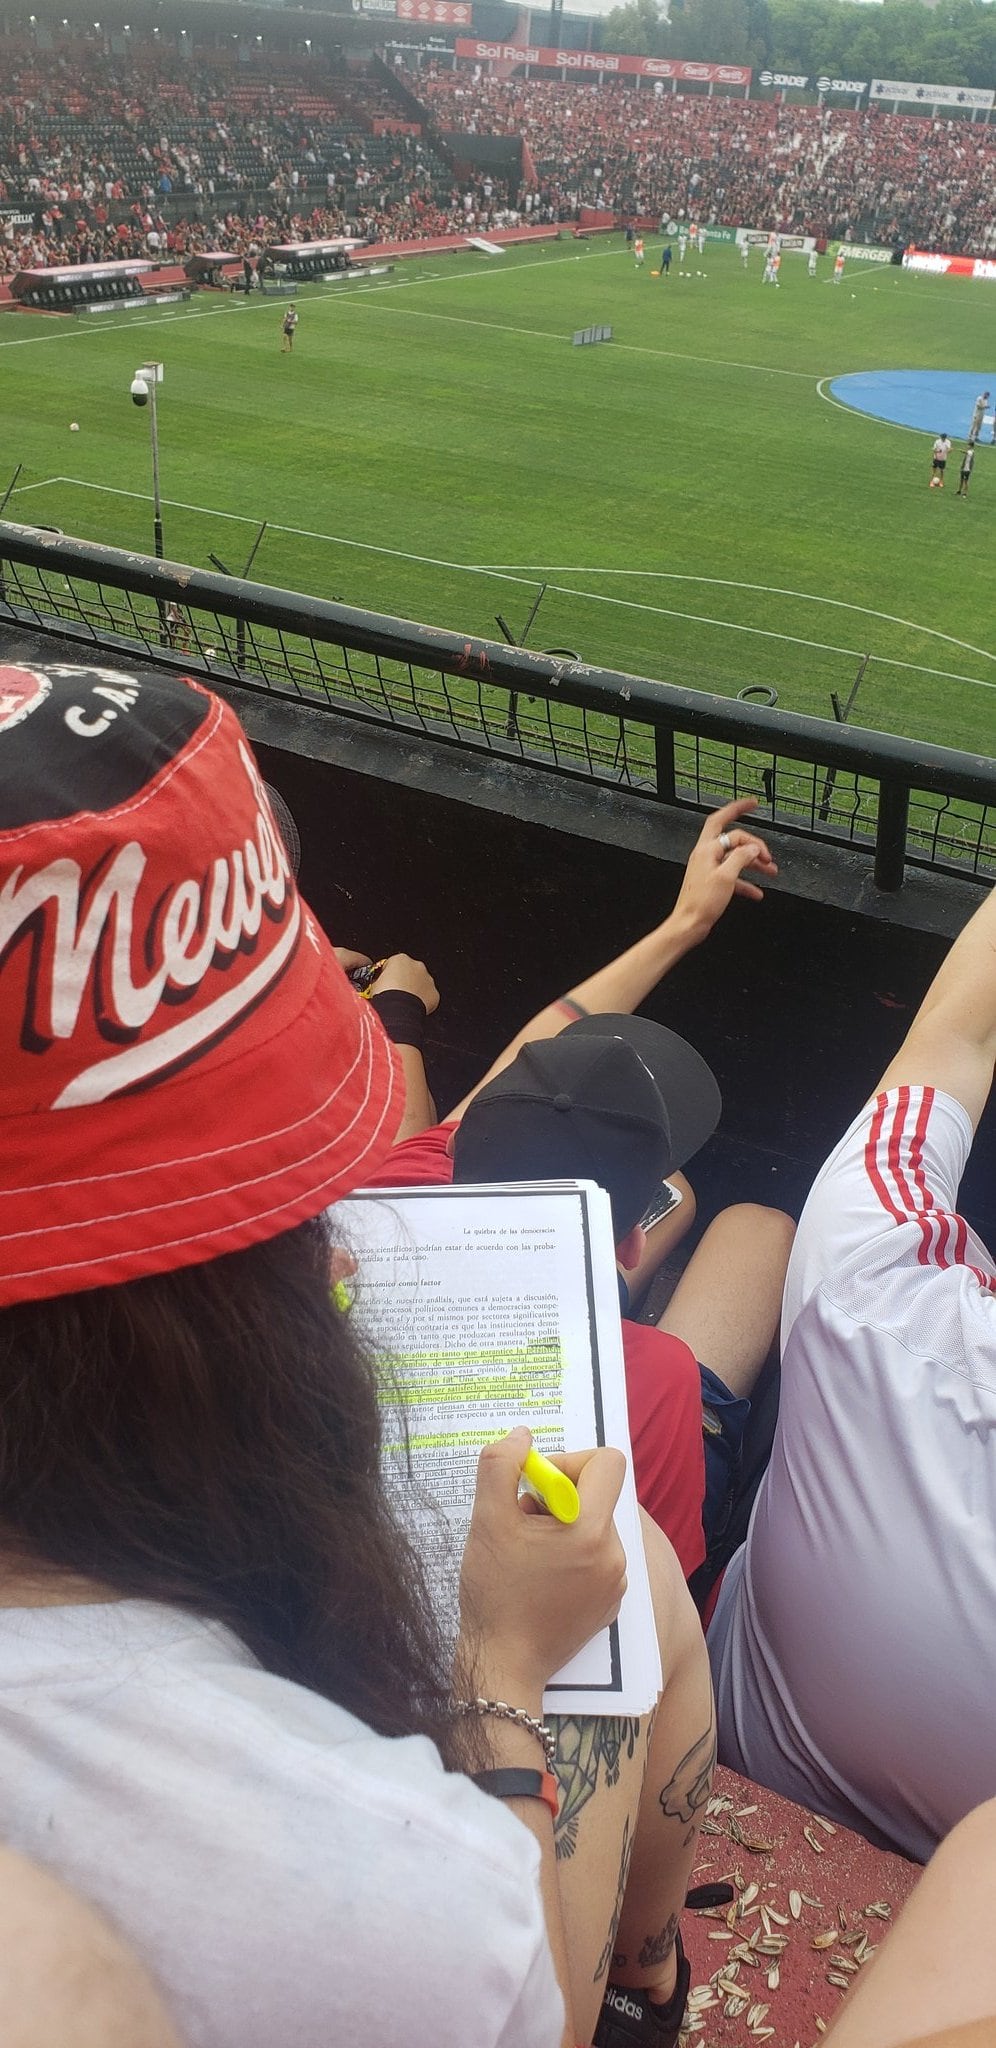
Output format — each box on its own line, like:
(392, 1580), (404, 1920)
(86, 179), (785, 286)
(903, 247), (996, 280)
(453, 42), (751, 86)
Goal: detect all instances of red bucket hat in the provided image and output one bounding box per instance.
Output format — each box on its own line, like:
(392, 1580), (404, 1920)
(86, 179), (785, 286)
(0, 663), (402, 1305)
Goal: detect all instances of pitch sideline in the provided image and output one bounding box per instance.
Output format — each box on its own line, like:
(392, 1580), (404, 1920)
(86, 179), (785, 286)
(468, 562), (996, 671)
(0, 242), (625, 351)
(815, 377), (933, 438)
(0, 245), (833, 387)
(10, 474), (993, 695)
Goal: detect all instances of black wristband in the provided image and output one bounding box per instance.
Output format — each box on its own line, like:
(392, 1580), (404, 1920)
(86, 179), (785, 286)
(369, 989), (428, 1048)
(471, 1768), (559, 1818)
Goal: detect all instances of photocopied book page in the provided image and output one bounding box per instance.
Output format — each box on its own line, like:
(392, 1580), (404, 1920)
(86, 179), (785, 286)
(333, 1180), (661, 1717)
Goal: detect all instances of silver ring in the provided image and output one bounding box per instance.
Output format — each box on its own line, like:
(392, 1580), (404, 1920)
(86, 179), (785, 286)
(719, 831), (732, 852)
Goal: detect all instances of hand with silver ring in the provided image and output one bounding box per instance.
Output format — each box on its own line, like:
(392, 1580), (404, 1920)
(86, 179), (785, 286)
(671, 799), (779, 936)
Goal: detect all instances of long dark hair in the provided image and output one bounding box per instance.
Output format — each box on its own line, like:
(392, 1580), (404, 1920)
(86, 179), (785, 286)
(0, 1220), (469, 1766)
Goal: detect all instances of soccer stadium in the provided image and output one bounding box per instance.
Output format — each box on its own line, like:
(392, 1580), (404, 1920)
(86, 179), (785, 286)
(0, 2), (995, 2044)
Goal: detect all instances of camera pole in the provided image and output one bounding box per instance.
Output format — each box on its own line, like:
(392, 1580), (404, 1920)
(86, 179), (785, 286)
(131, 363), (165, 559)
(143, 363), (165, 560)
(149, 380), (164, 561)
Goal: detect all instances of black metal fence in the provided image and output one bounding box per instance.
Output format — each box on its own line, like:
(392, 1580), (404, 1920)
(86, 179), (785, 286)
(1, 520), (993, 893)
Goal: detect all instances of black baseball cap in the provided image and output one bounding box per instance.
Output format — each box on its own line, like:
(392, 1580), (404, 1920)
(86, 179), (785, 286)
(452, 1014), (721, 1241)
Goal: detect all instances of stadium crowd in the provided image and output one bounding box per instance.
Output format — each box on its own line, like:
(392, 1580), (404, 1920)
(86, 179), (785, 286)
(2, 36), (994, 274)
(0, 44), (516, 272)
(1, 186), (519, 277)
(412, 65), (996, 251)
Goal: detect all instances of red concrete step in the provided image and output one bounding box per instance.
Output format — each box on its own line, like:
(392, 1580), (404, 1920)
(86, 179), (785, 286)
(683, 1766), (921, 2044)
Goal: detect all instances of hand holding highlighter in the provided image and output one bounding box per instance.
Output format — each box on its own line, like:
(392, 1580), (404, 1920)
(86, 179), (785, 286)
(518, 1446), (580, 1524)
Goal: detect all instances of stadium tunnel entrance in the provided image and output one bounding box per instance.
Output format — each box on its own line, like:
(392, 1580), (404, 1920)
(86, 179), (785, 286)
(829, 369), (996, 439)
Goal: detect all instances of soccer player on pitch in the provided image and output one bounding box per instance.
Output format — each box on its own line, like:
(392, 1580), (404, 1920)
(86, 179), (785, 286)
(956, 445), (975, 498)
(281, 305), (298, 353)
(930, 434), (952, 488)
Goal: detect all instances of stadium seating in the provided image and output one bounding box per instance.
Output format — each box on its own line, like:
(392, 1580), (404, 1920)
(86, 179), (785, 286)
(411, 65), (996, 254)
(5, 30), (993, 269)
(0, 38), (507, 276)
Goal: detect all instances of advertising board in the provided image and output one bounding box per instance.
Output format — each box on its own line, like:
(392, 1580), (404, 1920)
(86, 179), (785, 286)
(871, 78), (994, 111)
(453, 42), (751, 85)
(903, 247), (996, 279)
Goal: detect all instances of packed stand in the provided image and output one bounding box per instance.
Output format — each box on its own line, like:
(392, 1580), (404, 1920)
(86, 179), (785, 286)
(410, 65), (996, 252)
(0, 40), (516, 274)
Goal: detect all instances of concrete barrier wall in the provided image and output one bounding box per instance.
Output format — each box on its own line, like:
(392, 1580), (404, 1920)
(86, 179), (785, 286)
(251, 728), (996, 1244)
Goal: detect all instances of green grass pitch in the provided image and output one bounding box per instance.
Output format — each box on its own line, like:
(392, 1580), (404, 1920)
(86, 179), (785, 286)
(2, 234), (994, 757)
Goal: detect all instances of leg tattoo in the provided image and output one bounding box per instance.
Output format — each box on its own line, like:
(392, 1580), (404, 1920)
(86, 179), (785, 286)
(594, 1815), (635, 1983)
(638, 1911), (678, 1970)
(658, 1698), (716, 1846)
(550, 1716), (642, 1861)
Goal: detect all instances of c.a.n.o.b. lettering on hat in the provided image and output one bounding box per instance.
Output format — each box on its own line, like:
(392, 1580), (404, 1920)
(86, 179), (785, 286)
(0, 665), (402, 1306)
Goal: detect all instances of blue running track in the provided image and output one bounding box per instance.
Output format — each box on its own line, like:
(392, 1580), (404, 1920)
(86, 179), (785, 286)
(828, 369), (996, 438)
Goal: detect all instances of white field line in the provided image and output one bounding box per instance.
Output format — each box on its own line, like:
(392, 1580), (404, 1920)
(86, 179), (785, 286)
(815, 376), (934, 438)
(9, 475), (544, 584)
(0, 243), (625, 350)
(469, 563), (996, 670)
(821, 267), (882, 286)
(0, 243), (831, 383)
(16, 475), (994, 692)
(492, 578), (996, 690)
(8, 475), (62, 494)
(340, 294), (820, 379)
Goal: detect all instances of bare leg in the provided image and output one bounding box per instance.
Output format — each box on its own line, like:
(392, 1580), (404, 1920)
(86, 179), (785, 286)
(619, 1174), (697, 1314)
(0, 1846), (183, 2048)
(551, 1513), (715, 2043)
(824, 1797), (996, 2047)
(657, 1204), (795, 1399)
(392, 1047), (437, 1144)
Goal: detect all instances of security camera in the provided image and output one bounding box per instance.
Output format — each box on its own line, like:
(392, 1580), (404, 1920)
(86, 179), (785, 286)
(130, 374), (150, 407)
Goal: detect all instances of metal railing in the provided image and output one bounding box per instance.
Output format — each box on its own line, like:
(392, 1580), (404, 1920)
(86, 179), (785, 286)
(0, 520), (993, 893)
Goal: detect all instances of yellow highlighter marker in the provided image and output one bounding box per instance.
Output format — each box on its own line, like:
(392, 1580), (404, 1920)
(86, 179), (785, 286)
(520, 1447), (580, 1525)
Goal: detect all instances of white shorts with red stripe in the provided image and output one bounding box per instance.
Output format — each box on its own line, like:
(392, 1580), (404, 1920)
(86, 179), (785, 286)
(708, 1086), (996, 1862)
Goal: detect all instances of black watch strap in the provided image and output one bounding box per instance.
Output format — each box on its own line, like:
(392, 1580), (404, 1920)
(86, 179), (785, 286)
(470, 1768), (559, 1817)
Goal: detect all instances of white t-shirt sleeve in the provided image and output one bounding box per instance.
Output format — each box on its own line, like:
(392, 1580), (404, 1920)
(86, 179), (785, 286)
(783, 1085), (981, 1343)
(0, 1605), (566, 2048)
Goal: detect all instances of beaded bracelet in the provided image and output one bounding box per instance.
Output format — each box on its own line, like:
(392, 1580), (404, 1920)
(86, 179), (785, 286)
(451, 1696), (557, 1772)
